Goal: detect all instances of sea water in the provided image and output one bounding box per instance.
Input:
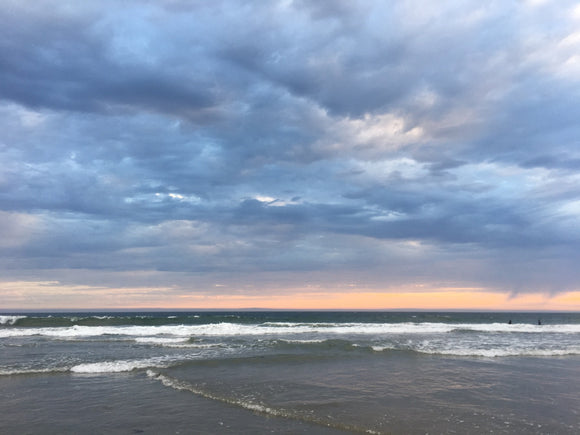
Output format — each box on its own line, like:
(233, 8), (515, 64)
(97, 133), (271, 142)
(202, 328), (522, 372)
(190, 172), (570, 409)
(1, 311), (579, 434)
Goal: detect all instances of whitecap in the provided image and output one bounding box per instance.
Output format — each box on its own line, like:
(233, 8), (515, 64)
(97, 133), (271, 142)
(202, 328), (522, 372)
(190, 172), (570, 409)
(0, 315), (26, 326)
(70, 357), (172, 374)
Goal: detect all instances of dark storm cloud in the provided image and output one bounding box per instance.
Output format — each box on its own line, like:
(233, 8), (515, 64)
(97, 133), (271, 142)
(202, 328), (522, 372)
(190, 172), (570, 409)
(1, 0), (580, 296)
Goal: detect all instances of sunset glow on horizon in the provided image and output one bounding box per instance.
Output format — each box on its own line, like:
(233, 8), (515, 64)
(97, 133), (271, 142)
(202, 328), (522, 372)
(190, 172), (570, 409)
(3, 280), (580, 312)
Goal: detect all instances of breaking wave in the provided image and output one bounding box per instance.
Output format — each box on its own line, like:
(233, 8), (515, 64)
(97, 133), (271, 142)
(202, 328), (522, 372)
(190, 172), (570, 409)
(70, 357), (174, 374)
(0, 316), (27, 326)
(2, 321), (579, 339)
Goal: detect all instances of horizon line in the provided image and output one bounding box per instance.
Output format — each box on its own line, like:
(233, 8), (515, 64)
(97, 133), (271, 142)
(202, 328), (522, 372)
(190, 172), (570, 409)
(2, 307), (579, 313)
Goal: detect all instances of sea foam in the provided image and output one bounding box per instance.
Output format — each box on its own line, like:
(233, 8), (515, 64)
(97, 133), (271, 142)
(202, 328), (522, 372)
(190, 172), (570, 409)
(70, 357), (172, 373)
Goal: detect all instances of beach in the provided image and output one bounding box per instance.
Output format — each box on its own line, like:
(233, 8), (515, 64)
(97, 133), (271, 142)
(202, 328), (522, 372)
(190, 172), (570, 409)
(1, 311), (579, 434)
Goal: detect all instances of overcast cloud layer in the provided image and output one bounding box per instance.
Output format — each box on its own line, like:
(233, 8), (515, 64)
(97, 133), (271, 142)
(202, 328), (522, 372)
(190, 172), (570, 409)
(1, 0), (580, 305)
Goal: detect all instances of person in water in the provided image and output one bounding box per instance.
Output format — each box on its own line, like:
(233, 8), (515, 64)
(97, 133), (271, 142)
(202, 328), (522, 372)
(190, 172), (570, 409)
(538, 319), (542, 325)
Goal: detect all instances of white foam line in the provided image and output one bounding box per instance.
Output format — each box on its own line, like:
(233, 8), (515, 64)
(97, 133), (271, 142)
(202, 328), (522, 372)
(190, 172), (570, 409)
(417, 348), (580, 358)
(277, 339), (327, 344)
(70, 357), (174, 374)
(2, 322), (579, 339)
(134, 337), (190, 345)
(368, 345), (580, 357)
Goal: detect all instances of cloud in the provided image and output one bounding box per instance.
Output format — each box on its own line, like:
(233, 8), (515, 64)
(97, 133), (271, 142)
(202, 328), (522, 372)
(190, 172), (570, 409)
(1, 0), (580, 305)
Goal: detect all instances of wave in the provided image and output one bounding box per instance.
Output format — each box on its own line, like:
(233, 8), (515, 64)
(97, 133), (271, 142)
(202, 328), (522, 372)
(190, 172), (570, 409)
(0, 315), (27, 326)
(0, 357), (177, 376)
(146, 370), (379, 434)
(416, 347), (580, 358)
(134, 337), (191, 345)
(2, 319), (579, 362)
(70, 357), (175, 374)
(0, 367), (69, 376)
(268, 336), (580, 358)
(0, 314), (205, 328)
(0, 354), (195, 377)
(267, 337), (580, 358)
(449, 323), (580, 334)
(369, 344), (580, 357)
(2, 321), (579, 339)
(0, 312), (293, 329)
(2, 311), (579, 329)
(132, 337), (228, 349)
(147, 370), (285, 414)
(273, 338), (361, 353)
(0, 324), (197, 339)
(0, 322), (409, 338)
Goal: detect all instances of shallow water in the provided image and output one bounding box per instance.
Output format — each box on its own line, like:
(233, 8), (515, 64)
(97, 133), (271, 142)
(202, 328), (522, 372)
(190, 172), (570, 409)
(1, 311), (579, 434)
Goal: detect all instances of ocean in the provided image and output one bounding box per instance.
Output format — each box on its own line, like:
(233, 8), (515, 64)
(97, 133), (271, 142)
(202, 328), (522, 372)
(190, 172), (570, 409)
(1, 311), (579, 434)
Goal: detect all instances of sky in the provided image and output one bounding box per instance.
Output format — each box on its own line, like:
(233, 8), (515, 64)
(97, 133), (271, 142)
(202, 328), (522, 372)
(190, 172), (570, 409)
(1, 0), (580, 310)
